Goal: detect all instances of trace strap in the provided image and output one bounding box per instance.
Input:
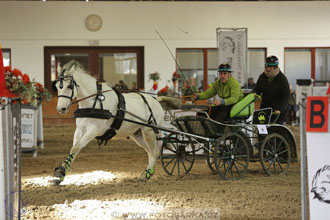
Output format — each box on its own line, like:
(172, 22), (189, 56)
(137, 93), (159, 134)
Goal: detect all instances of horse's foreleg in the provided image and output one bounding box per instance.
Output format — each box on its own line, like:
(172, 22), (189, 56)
(54, 127), (99, 184)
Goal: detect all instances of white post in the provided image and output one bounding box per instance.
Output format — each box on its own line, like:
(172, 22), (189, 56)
(0, 99), (7, 219)
(37, 105), (44, 149)
(300, 94), (307, 220)
(0, 99), (21, 220)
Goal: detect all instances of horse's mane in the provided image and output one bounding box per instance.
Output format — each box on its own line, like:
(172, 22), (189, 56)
(63, 60), (97, 81)
(63, 60), (116, 88)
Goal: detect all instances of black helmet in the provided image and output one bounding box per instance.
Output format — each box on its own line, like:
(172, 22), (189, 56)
(218, 63), (232, 72)
(265, 55), (279, 67)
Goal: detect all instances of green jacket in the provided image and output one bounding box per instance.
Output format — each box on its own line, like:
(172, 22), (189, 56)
(198, 77), (244, 105)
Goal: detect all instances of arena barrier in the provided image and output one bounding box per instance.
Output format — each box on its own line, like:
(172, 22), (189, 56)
(0, 98), (22, 220)
(305, 96), (330, 220)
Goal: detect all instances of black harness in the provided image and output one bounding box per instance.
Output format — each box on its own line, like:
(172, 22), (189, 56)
(74, 83), (126, 146)
(53, 73), (158, 147)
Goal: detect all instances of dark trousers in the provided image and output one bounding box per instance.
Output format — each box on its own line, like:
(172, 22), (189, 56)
(208, 104), (234, 122)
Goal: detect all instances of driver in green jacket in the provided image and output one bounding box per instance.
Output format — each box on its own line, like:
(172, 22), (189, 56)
(192, 63), (243, 122)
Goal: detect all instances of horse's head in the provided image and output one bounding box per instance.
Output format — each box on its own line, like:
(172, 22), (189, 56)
(52, 61), (79, 115)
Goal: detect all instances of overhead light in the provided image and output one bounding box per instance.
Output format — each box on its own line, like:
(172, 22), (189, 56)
(86, 0), (89, 2)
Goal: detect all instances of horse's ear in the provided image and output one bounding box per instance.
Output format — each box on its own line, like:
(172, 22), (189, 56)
(51, 80), (58, 92)
(57, 63), (62, 75)
(66, 64), (76, 75)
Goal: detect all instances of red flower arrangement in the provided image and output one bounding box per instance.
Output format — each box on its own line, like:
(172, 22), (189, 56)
(171, 71), (181, 82)
(149, 72), (160, 81)
(4, 66), (52, 107)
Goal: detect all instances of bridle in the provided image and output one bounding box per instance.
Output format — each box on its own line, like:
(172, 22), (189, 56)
(52, 71), (80, 102)
(52, 71), (112, 105)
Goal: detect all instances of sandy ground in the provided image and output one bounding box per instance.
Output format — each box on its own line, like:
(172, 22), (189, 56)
(21, 125), (302, 220)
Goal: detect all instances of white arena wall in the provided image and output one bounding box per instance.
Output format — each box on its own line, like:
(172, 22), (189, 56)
(0, 1), (330, 89)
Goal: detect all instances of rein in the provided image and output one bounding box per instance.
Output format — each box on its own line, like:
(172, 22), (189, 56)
(72, 89), (113, 104)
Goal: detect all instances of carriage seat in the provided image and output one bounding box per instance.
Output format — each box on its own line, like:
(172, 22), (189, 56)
(229, 93), (255, 119)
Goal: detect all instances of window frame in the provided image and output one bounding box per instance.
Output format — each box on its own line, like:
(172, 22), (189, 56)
(44, 46), (144, 91)
(176, 47), (267, 90)
(284, 46), (330, 80)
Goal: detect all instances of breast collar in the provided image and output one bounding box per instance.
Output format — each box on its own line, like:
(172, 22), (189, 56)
(74, 82), (126, 130)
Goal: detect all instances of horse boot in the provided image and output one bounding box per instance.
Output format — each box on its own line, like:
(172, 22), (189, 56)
(53, 153), (75, 185)
(144, 167), (155, 180)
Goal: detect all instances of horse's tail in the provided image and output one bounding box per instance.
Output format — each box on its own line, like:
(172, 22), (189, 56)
(157, 96), (182, 110)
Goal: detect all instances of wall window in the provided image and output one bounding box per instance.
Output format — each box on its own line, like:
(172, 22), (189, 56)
(176, 48), (266, 91)
(315, 48), (330, 83)
(248, 48), (267, 84)
(177, 49), (204, 90)
(284, 49), (311, 90)
(44, 47), (144, 92)
(285, 47), (330, 89)
(2, 48), (11, 66)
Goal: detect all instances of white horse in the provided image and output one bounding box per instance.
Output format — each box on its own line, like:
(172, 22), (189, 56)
(53, 60), (164, 183)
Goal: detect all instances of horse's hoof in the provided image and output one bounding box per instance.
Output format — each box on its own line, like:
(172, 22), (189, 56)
(54, 166), (66, 178)
(52, 178), (63, 186)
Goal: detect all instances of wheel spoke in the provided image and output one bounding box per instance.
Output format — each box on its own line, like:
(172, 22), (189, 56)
(162, 155), (177, 159)
(185, 157), (194, 163)
(181, 160), (189, 173)
(164, 146), (176, 154)
(235, 159), (248, 169)
(235, 154), (248, 159)
(276, 158), (284, 172)
(267, 160), (274, 171)
(177, 158), (181, 176)
(164, 157), (176, 169)
(224, 160), (232, 177)
(233, 161), (241, 177)
(170, 158), (178, 175)
(278, 156), (289, 164)
(277, 149), (288, 156)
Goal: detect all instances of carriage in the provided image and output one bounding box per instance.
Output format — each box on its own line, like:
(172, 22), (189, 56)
(158, 93), (297, 180)
(52, 60), (297, 184)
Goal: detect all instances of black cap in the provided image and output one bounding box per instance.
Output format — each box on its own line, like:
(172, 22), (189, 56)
(218, 63), (232, 72)
(265, 55), (279, 66)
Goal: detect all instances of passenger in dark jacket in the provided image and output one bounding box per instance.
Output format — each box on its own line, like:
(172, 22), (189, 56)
(254, 55), (290, 124)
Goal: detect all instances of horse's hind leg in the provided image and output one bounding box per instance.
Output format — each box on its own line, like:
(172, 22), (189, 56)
(130, 128), (159, 179)
(54, 126), (98, 183)
(142, 128), (159, 171)
(129, 130), (153, 179)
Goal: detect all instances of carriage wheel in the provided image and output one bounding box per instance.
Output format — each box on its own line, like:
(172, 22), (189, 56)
(160, 134), (195, 177)
(214, 132), (250, 180)
(206, 144), (217, 174)
(260, 133), (291, 176)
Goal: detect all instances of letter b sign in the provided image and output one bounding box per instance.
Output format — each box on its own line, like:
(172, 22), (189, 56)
(306, 96), (329, 132)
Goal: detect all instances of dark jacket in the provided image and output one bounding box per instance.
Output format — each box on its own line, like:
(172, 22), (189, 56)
(254, 71), (290, 122)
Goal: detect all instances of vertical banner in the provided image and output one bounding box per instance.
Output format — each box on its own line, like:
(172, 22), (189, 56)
(21, 107), (36, 148)
(306, 97), (330, 220)
(217, 28), (247, 86)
